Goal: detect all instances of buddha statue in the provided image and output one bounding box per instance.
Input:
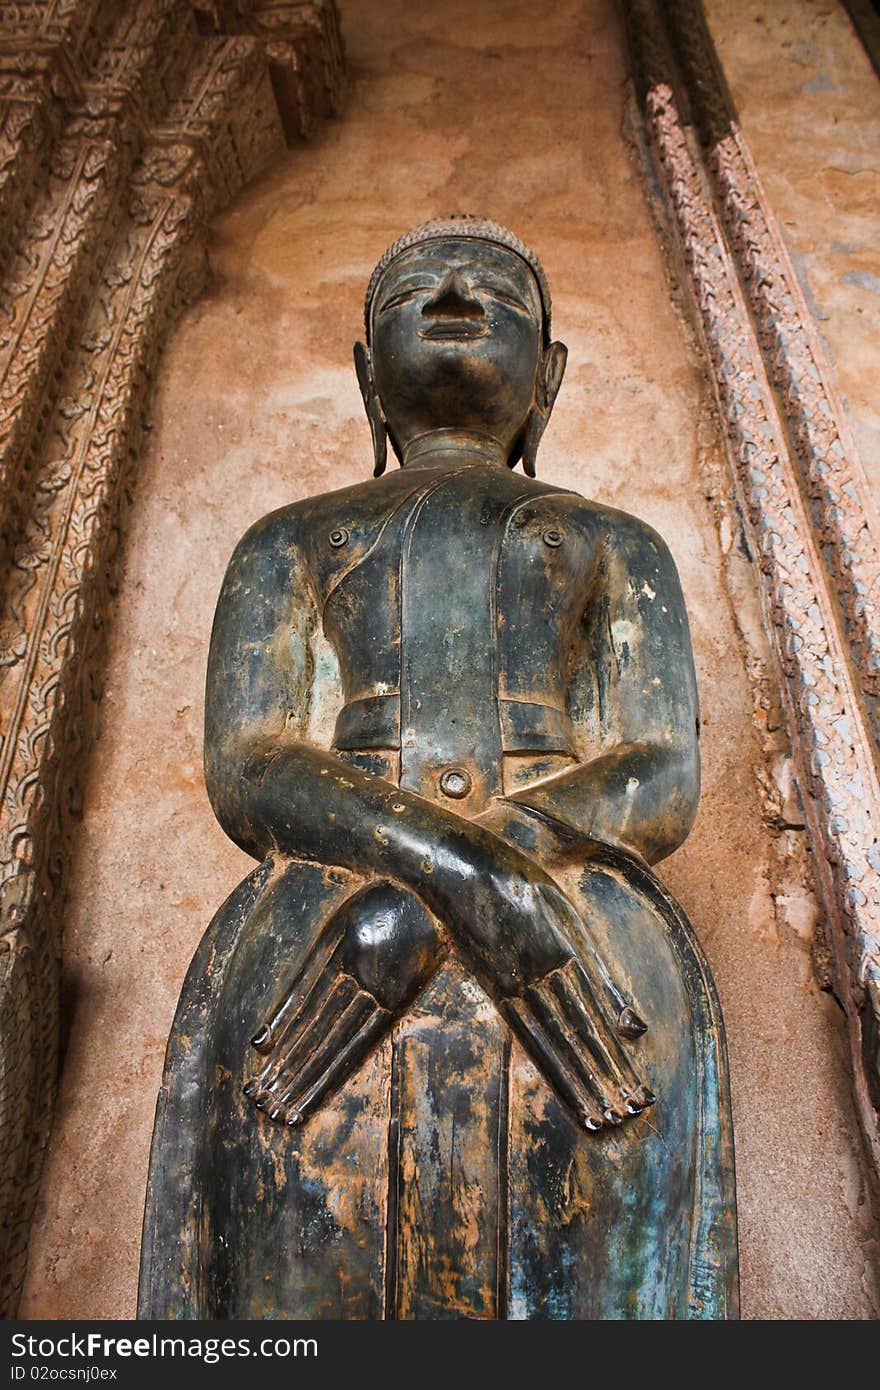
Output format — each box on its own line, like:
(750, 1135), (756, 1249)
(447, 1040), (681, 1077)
(139, 218), (739, 1320)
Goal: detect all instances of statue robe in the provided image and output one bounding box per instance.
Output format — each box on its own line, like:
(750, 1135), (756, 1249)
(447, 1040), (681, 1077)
(138, 464), (739, 1319)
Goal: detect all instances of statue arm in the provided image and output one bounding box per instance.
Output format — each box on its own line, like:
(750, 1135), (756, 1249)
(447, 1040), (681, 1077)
(203, 512), (559, 909)
(487, 518), (700, 866)
(206, 514), (652, 1130)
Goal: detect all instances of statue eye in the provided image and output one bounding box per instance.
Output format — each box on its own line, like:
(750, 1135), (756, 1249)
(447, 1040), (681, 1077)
(482, 288), (529, 312)
(379, 285), (433, 312)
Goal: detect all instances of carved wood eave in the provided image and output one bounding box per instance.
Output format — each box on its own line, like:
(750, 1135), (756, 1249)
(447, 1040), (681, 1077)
(0, 0), (344, 1317)
(623, 0), (880, 1177)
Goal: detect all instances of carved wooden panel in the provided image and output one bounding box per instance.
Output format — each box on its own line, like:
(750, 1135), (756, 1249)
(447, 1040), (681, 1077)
(0, 0), (343, 1316)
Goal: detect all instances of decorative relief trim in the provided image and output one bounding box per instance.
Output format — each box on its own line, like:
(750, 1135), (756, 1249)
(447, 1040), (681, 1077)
(624, 0), (880, 1174)
(0, 0), (343, 1315)
(664, 0), (880, 728)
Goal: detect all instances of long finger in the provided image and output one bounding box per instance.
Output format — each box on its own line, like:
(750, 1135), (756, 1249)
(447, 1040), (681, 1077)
(578, 939), (648, 1039)
(537, 884), (647, 1038)
(261, 974), (363, 1102)
(282, 1006), (392, 1125)
(553, 959), (654, 1106)
(251, 925), (343, 1055)
(274, 987), (377, 1106)
(244, 972), (360, 1107)
(525, 978), (632, 1122)
(501, 996), (607, 1131)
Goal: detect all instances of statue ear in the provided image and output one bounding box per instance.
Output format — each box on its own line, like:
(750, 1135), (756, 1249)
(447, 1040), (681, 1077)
(521, 341), (567, 477)
(353, 341), (388, 477)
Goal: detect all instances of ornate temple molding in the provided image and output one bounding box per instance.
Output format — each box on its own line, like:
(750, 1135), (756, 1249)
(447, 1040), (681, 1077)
(663, 0), (880, 734)
(0, 0), (343, 1315)
(624, 0), (880, 1177)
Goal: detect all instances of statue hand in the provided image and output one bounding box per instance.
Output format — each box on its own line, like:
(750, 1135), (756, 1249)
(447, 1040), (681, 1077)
(244, 880), (443, 1126)
(450, 855), (654, 1131)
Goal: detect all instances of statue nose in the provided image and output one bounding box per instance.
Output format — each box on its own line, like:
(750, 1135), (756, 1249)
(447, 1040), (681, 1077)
(422, 272), (485, 321)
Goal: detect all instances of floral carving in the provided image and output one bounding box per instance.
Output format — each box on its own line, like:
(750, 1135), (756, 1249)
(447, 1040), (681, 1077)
(0, 0), (343, 1316)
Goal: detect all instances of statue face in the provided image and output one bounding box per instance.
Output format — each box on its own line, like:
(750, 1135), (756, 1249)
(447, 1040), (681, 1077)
(369, 238), (544, 457)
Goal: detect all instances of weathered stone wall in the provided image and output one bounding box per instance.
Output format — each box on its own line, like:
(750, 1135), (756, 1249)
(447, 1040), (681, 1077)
(15, 0), (879, 1318)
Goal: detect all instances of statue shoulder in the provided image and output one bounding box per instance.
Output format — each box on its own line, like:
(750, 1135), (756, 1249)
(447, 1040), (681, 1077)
(222, 503), (310, 591)
(556, 495), (679, 572)
(237, 471), (424, 547)
(221, 470), (429, 599)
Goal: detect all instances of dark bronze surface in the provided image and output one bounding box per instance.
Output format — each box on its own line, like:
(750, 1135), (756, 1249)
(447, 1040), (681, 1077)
(139, 217), (738, 1319)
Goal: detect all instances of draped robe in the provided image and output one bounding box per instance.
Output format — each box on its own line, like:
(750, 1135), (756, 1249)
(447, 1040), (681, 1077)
(139, 462), (738, 1320)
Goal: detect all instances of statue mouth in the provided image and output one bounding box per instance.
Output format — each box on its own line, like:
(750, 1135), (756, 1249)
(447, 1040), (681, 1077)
(419, 320), (488, 341)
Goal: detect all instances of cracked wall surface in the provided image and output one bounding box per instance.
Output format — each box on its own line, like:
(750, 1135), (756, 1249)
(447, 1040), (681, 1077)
(17, 0), (879, 1319)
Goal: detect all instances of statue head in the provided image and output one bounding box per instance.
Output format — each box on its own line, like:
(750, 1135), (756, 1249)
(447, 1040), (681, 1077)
(355, 217), (567, 477)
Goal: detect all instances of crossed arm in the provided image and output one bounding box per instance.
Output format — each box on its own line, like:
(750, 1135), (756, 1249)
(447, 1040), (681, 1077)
(480, 513), (701, 864)
(205, 508), (699, 1131)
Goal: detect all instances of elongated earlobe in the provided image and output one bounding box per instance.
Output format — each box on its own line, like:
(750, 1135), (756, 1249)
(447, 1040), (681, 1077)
(521, 341), (567, 477)
(353, 341), (388, 477)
